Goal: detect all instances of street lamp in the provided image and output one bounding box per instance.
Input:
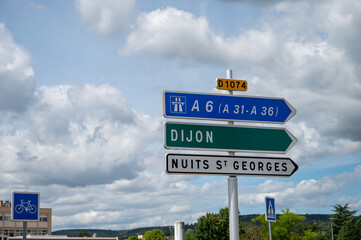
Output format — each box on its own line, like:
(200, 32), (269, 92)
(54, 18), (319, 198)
(329, 218), (334, 240)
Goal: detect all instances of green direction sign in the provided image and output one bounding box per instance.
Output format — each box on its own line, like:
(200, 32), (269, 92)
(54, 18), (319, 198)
(164, 122), (297, 154)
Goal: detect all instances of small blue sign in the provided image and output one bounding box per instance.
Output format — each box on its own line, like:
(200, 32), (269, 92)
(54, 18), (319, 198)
(265, 196), (276, 222)
(12, 191), (39, 221)
(163, 91), (296, 124)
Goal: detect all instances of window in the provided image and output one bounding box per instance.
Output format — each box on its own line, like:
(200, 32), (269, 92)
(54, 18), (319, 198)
(4, 230), (14, 236)
(40, 216), (48, 222)
(16, 230), (23, 236)
(4, 215), (11, 221)
(39, 230), (48, 235)
(27, 230), (37, 235)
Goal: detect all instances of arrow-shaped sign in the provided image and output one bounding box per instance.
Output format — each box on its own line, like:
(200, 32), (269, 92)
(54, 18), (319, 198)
(166, 153), (298, 177)
(163, 91), (296, 124)
(164, 121), (297, 154)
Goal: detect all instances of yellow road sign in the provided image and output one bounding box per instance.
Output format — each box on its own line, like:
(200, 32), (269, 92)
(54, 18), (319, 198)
(216, 78), (247, 91)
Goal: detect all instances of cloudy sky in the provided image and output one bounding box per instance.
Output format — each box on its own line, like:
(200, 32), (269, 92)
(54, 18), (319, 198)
(1, 0), (361, 231)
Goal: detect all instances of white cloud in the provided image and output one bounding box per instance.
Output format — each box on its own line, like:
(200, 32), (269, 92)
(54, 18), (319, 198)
(118, 7), (277, 66)
(0, 84), (162, 187)
(239, 165), (361, 211)
(316, 0), (361, 62)
(75, 0), (138, 36)
(75, 0), (361, 163)
(34, 173), (226, 230)
(337, 195), (361, 210)
(287, 121), (361, 165)
(257, 180), (294, 192)
(0, 23), (35, 112)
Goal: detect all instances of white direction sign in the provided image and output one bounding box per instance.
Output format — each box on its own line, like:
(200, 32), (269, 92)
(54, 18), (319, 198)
(165, 154), (298, 177)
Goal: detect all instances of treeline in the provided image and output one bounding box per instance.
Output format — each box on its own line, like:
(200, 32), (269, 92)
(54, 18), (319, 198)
(52, 214), (329, 237)
(53, 204), (361, 240)
(51, 215), (331, 239)
(189, 204), (360, 240)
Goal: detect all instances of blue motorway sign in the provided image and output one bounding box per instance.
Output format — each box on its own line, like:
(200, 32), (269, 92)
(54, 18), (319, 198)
(265, 196), (276, 222)
(12, 191), (39, 221)
(163, 91), (296, 124)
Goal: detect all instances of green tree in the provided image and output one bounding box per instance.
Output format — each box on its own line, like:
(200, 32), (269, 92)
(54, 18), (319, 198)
(144, 229), (167, 240)
(336, 218), (361, 240)
(195, 208), (244, 240)
(253, 208), (306, 240)
(331, 203), (358, 237)
(239, 222), (265, 240)
(127, 236), (141, 240)
(185, 229), (196, 240)
(196, 212), (223, 240)
(302, 229), (318, 240)
(78, 230), (91, 237)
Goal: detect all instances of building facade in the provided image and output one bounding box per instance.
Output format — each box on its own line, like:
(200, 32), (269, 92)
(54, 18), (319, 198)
(0, 201), (52, 240)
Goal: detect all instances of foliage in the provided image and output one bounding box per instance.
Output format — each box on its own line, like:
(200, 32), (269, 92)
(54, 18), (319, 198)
(336, 218), (361, 240)
(185, 229), (196, 240)
(331, 203), (358, 236)
(196, 212), (224, 240)
(253, 208), (307, 240)
(126, 236), (140, 240)
(302, 229), (318, 240)
(195, 207), (244, 240)
(239, 222), (265, 240)
(144, 229), (167, 240)
(302, 224), (331, 240)
(52, 207), (360, 240)
(78, 230), (91, 237)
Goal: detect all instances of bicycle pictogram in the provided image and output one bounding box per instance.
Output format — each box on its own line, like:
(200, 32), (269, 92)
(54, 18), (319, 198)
(15, 199), (37, 214)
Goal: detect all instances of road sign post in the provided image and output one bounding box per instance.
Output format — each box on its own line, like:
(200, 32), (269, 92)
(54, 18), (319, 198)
(12, 191), (40, 240)
(163, 91), (296, 124)
(265, 196), (276, 240)
(164, 121), (297, 154)
(225, 70), (239, 240)
(162, 69), (298, 240)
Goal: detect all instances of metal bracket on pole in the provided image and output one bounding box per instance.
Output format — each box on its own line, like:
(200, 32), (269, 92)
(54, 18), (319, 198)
(227, 69), (239, 240)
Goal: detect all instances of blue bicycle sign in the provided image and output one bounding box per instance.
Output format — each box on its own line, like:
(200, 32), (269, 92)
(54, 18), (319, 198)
(12, 191), (39, 221)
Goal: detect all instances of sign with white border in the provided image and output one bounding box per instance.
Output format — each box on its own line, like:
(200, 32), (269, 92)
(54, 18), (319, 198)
(265, 196), (276, 222)
(166, 153), (298, 177)
(11, 191), (39, 221)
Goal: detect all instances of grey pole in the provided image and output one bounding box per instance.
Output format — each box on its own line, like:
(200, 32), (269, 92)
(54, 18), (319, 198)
(227, 69), (239, 240)
(174, 221), (184, 240)
(330, 218), (334, 240)
(228, 177), (239, 240)
(23, 222), (27, 240)
(268, 222), (272, 240)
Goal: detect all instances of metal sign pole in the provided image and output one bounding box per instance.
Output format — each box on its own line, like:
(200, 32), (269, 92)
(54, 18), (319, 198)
(227, 69), (239, 240)
(23, 222), (27, 240)
(269, 222), (272, 240)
